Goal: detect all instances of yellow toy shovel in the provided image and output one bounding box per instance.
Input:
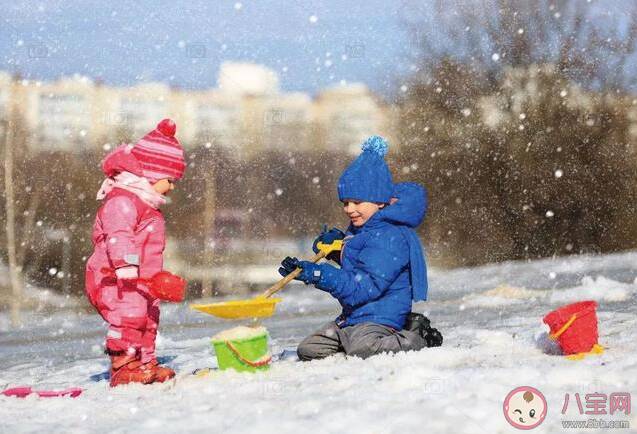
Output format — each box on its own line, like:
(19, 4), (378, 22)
(190, 240), (342, 320)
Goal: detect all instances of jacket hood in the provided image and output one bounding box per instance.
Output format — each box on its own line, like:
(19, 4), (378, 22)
(101, 144), (144, 178)
(377, 182), (428, 228)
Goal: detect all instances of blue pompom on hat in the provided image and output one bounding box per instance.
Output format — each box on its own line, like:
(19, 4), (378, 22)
(337, 135), (394, 204)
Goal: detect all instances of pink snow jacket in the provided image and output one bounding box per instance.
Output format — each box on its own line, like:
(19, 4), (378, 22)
(85, 188), (166, 295)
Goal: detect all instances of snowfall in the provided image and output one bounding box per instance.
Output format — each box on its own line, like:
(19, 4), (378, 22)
(1, 251), (636, 434)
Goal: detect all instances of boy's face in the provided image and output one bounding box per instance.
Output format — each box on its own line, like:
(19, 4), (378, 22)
(153, 178), (175, 195)
(342, 199), (385, 227)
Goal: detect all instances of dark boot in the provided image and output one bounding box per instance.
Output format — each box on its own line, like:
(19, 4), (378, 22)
(404, 312), (431, 333)
(404, 312), (443, 347)
(424, 327), (443, 347)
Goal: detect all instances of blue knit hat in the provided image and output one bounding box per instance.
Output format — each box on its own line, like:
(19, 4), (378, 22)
(337, 135), (394, 203)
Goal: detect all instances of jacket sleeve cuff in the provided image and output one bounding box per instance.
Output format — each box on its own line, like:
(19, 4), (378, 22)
(115, 265), (139, 279)
(315, 263), (341, 292)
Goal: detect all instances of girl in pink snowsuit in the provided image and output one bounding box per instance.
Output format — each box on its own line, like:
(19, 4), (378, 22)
(85, 119), (186, 387)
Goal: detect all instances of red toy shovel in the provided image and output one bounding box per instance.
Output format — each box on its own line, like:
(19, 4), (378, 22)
(2, 386), (83, 398)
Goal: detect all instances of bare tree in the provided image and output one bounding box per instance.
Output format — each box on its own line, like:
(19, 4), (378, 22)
(201, 143), (218, 298)
(2, 109), (23, 326)
(397, 0), (637, 266)
(402, 0), (637, 90)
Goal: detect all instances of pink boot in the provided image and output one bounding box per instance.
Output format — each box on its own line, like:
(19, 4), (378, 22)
(109, 354), (156, 387)
(145, 359), (175, 382)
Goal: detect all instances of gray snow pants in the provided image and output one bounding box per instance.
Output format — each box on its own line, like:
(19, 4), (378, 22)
(297, 321), (427, 361)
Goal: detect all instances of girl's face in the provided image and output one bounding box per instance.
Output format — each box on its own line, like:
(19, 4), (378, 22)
(342, 199), (385, 227)
(153, 178), (175, 195)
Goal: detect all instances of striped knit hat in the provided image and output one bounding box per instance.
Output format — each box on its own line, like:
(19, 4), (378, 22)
(130, 119), (186, 183)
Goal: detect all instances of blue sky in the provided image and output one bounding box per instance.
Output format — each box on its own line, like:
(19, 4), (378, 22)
(1, 1), (417, 96)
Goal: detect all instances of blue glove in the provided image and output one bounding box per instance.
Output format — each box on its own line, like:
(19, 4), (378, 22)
(278, 256), (321, 285)
(312, 225), (345, 264)
(312, 225), (345, 253)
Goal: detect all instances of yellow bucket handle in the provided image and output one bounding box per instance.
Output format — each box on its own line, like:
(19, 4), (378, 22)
(549, 314), (577, 340)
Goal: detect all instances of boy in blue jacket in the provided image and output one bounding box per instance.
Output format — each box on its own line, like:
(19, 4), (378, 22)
(279, 136), (442, 360)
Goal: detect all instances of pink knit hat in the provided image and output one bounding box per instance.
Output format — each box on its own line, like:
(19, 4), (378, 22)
(130, 119), (186, 183)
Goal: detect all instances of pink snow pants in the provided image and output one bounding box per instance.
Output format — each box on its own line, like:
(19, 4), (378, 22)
(86, 271), (160, 363)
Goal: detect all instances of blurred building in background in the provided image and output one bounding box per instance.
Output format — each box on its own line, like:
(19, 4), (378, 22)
(313, 83), (395, 154)
(0, 71), (12, 120)
(217, 62), (280, 96)
(0, 62), (396, 155)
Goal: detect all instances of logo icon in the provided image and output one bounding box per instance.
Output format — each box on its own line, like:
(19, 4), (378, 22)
(503, 386), (548, 430)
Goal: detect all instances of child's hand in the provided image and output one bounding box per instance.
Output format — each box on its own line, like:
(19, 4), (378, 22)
(312, 225), (345, 262)
(278, 256), (321, 285)
(312, 225), (345, 253)
(147, 271), (186, 302)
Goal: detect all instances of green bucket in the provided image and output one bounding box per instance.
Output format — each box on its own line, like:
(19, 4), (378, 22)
(211, 330), (272, 373)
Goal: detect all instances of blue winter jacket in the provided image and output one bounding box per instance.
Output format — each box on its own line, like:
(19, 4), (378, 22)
(314, 182), (429, 330)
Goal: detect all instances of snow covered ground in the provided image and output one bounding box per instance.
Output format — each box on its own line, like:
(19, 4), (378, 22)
(1, 251), (636, 434)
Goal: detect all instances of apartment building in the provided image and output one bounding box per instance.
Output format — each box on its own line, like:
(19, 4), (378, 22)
(0, 63), (395, 154)
(313, 83), (393, 154)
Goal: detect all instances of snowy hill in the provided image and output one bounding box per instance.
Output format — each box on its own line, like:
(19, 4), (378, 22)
(1, 251), (636, 433)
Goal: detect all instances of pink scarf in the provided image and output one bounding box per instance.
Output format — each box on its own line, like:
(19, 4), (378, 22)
(96, 172), (166, 209)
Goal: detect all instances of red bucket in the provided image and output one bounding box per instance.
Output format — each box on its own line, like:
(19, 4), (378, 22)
(543, 301), (599, 355)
